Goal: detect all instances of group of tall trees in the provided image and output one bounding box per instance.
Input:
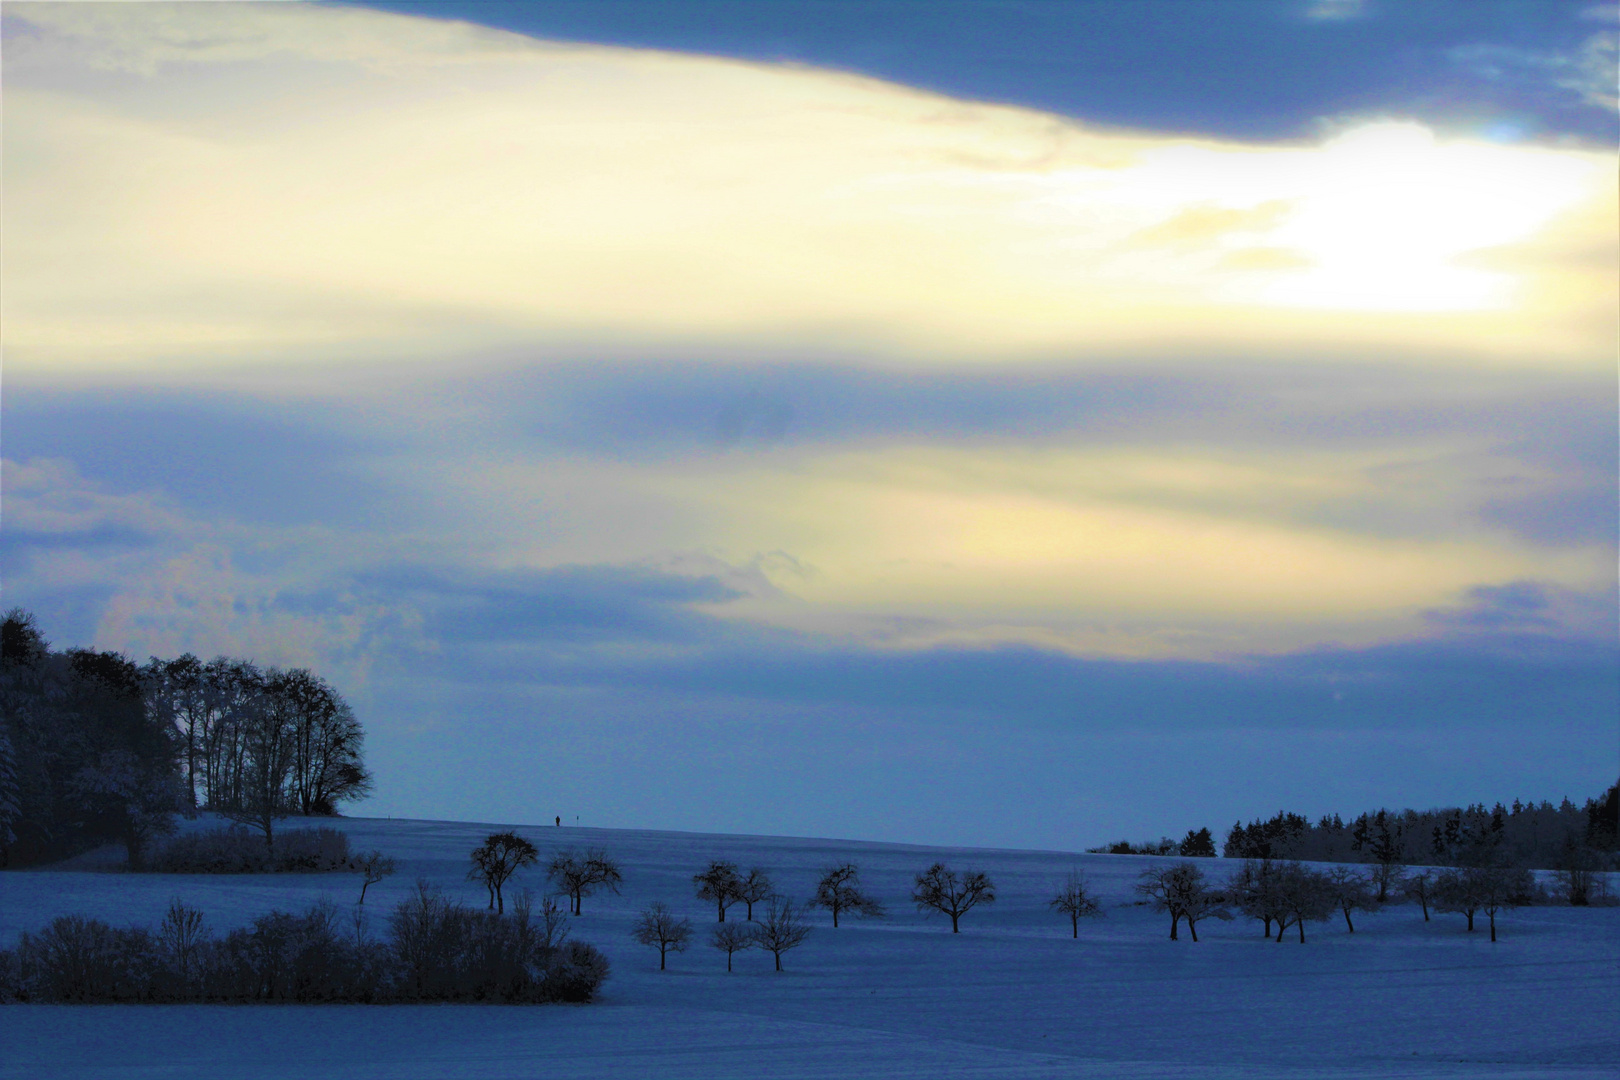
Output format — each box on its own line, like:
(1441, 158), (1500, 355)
(0, 609), (372, 868)
(1223, 791), (1619, 871)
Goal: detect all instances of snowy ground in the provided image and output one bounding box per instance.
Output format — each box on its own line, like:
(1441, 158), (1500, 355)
(2, 816), (1616, 1079)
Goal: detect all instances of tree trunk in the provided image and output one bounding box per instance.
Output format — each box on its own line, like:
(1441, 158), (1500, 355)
(1343, 907), (1354, 932)
(1465, 910), (1474, 931)
(659, 945), (666, 971)
(1297, 917), (1306, 943)
(1488, 912), (1496, 942)
(1262, 916), (1272, 938)
(1169, 913), (1179, 941)
(950, 912), (959, 933)
(774, 951), (782, 971)
(726, 952), (733, 972)
(832, 906), (839, 928)
(1419, 897), (1429, 921)
(1188, 919), (1199, 943)
(1071, 914), (1078, 939)
(717, 899), (725, 922)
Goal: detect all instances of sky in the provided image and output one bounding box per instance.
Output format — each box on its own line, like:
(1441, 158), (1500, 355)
(2, 0), (1616, 850)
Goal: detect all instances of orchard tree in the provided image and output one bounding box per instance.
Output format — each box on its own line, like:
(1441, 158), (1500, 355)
(548, 848), (624, 915)
(1402, 869), (1435, 921)
(736, 867), (774, 921)
(911, 862), (995, 933)
(1048, 872), (1104, 938)
(1433, 867), (1482, 931)
(355, 850), (396, 905)
(693, 860), (743, 922)
(1135, 862), (1228, 941)
(1325, 865), (1378, 933)
(469, 832), (539, 914)
(1437, 865), (1533, 940)
(1476, 866), (1535, 942)
(813, 862), (885, 927)
(632, 902), (691, 971)
(711, 921), (754, 972)
(1273, 862), (1335, 943)
(1231, 859), (1287, 938)
(751, 895), (813, 971)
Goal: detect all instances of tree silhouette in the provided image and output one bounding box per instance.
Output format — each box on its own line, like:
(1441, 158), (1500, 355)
(911, 862), (994, 933)
(813, 862), (885, 927)
(632, 902), (691, 971)
(547, 847), (623, 915)
(468, 832), (538, 914)
(1048, 872), (1104, 938)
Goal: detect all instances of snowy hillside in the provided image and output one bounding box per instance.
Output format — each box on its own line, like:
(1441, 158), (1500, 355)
(3, 816), (1617, 1079)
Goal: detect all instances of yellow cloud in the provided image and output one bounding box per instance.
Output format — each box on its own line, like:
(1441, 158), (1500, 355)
(406, 444), (1610, 660)
(3, 3), (1614, 378)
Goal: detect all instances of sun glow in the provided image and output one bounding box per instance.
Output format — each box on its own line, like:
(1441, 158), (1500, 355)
(2, 5), (1614, 376)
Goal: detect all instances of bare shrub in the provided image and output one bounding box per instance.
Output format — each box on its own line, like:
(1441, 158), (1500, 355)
(148, 826), (350, 874)
(0, 885), (608, 1003)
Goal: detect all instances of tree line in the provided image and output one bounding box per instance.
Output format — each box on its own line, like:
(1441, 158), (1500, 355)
(1139, 856), (1549, 944)
(1223, 788), (1619, 873)
(0, 609), (372, 868)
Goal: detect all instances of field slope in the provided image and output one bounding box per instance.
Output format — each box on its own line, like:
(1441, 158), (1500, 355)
(2, 816), (1616, 1079)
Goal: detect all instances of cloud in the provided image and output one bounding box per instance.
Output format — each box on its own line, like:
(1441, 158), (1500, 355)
(2, 3), (1614, 379)
(1449, 28), (1620, 114)
(1303, 0), (1368, 23)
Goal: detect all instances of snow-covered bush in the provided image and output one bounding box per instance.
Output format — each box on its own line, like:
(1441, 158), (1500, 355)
(0, 887), (608, 1003)
(147, 826), (351, 874)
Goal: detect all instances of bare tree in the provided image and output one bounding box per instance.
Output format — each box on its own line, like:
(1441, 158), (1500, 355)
(711, 921), (754, 972)
(631, 902), (691, 971)
(1433, 867), (1482, 932)
(548, 847), (624, 915)
(813, 862), (885, 927)
(468, 831), (539, 914)
(354, 849), (395, 905)
(751, 895), (813, 971)
(1135, 862), (1228, 941)
(1554, 839), (1605, 906)
(220, 680), (295, 857)
(1365, 861), (1405, 905)
(1325, 865), (1378, 933)
(737, 867), (773, 921)
(1402, 869), (1435, 921)
(1437, 865), (1534, 941)
(1048, 872), (1105, 938)
(693, 860), (743, 922)
(1272, 862), (1335, 943)
(1476, 867), (1534, 942)
(158, 899), (208, 985)
(911, 862), (995, 933)
(1231, 859), (1287, 938)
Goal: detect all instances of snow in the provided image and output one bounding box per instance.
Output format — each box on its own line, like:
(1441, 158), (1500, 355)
(3, 816), (1616, 1079)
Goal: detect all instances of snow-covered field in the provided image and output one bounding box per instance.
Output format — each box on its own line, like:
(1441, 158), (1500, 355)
(2, 816), (1616, 1079)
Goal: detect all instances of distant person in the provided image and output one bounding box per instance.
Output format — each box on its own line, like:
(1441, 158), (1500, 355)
(556, 816), (561, 827)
